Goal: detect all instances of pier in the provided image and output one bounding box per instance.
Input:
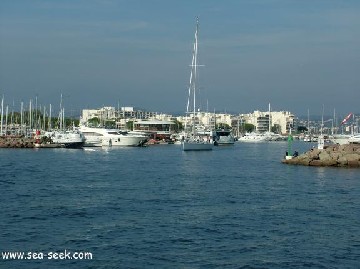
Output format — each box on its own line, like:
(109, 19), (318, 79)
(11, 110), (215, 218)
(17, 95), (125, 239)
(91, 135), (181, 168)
(0, 136), (35, 148)
(282, 144), (360, 167)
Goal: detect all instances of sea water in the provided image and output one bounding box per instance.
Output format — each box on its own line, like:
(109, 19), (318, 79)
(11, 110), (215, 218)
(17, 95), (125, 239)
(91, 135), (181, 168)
(1, 141), (359, 268)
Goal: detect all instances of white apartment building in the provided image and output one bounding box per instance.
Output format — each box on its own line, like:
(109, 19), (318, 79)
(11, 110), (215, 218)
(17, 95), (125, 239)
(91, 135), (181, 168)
(238, 110), (294, 134)
(81, 106), (294, 134)
(81, 107), (116, 124)
(81, 106), (158, 122)
(81, 106), (173, 129)
(176, 112), (231, 130)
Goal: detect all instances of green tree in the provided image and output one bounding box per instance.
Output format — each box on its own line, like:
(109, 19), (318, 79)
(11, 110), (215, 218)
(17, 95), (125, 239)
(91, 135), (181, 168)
(243, 123), (255, 132)
(297, 126), (308, 133)
(65, 118), (80, 128)
(172, 119), (183, 131)
(271, 124), (281, 134)
(104, 120), (116, 128)
(216, 123), (231, 130)
(126, 121), (134, 130)
(88, 117), (100, 127)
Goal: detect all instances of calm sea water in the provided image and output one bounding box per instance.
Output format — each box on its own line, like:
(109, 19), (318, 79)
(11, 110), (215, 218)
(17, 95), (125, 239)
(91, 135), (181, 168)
(1, 141), (359, 269)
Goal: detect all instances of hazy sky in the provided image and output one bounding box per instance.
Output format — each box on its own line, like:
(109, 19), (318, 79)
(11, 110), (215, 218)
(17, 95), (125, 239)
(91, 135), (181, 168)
(1, 0), (360, 117)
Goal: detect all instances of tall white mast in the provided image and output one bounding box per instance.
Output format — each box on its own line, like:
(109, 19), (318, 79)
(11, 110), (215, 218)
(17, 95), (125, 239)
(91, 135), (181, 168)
(193, 18), (198, 134)
(191, 17), (200, 135)
(268, 102), (271, 132)
(35, 95), (38, 128)
(321, 104), (324, 135)
(43, 106), (46, 130)
(20, 101), (23, 134)
(5, 105), (8, 135)
(11, 99), (14, 128)
(307, 108), (310, 134)
(332, 108), (335, 135)
(29, 99), (32, 131)
(0, 95), (4, 136)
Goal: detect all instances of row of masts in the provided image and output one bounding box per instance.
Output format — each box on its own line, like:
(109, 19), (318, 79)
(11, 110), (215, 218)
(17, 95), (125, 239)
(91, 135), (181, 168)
(0, 94), (68, 136)
(308, 107), (359, 135)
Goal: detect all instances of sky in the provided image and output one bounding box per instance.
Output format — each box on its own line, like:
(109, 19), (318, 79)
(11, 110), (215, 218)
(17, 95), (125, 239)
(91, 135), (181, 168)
(1, 0), (360, 118)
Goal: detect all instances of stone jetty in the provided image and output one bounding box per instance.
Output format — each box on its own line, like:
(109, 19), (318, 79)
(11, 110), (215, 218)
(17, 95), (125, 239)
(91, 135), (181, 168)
(0, 136), (35, 148)
(282, 144), (360, 167)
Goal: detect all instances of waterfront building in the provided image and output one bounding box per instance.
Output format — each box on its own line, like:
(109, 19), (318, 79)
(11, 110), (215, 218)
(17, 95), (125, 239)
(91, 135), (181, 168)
(81, 107), (116, 124)
(237, 110), (295, 134)
(116, 107), (158, 120)
(176, 112), (216, 132)
(133, 120), (175, 140)
(82, 106), (159, 123)
(81, 106), (176, 133)
(81, 106), (295, 135)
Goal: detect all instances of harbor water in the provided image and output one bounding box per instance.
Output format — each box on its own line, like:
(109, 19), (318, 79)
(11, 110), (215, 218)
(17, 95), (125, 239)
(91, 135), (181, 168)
(1, 141), (359, 268)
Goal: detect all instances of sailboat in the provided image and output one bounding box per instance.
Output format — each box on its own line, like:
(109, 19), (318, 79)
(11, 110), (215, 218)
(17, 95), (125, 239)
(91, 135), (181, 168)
(44, 95), (85, 148)
(182, 18), (213, 151)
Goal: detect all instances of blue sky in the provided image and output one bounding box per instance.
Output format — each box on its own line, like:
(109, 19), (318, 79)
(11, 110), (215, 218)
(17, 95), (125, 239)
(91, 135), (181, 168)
(1, 0), (360, 117)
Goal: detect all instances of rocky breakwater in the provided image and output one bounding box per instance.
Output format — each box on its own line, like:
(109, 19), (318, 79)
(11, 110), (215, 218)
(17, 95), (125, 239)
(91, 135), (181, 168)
(0, 136), (35, 148)
(282, 144), (360, 167)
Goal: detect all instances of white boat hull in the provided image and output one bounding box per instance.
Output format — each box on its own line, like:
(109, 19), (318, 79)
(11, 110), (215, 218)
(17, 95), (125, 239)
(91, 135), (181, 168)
(45, 130), (85, 148)
(238, 133), (267, 142)
(104, 135), (147, 147)
(79, 126), (148, 147)
(329, 135), (352, 145)
(213, 130), (235, 145)
(182, 141), (213, 151)
(348, 134), (360, 144)
(215, 136), (235, 145)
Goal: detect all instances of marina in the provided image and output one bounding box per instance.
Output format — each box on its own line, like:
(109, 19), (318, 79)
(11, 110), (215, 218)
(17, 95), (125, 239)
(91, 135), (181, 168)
(1, 141), (359, 268)
(1, 1), (360, 268)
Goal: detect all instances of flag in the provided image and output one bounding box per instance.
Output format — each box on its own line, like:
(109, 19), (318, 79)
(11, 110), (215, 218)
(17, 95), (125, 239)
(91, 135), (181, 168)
(341, 113), (353, 125)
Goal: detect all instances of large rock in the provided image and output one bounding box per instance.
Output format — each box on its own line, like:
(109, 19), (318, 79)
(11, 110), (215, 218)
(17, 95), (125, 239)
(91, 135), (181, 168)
(319, 151), (332, 162)
(283, 144), (360, 167)
(0, 137), (34, 148)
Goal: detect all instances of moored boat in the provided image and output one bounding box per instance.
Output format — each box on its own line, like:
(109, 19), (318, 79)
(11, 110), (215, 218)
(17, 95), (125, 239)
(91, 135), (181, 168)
(44, 130), (85, 148)
(349, 134), (360, 144)
(213, 129), (235, 145)
(181, 18), (213, 151)
(238, 132), (267, 142)
(329, 134), (352, 145)
(182, 138), (213, 151)
(78, 125), (148, 147)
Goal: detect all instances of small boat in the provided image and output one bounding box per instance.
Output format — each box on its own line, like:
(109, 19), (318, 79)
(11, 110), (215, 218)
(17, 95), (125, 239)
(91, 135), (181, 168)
(329, 134), (352, 145)
(213, 129), (235, 145)
(183, 137), (213, 151)
(330, 133), (360, 145)
(44, 130), (85, 148)
(42, 98), (85, 148)
(238, 132), (268, 142)
(349, 134), (360, 144)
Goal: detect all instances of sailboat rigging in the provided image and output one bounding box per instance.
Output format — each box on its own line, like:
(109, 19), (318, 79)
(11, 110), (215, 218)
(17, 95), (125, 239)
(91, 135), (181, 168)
(182, 17), (213, 151)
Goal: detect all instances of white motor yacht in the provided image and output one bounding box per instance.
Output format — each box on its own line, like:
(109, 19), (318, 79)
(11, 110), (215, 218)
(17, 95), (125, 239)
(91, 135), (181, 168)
(45, 130), (85, 148)
(78, 126), (148, 147)
(213, 129), (235, 145)
(329, 134), (352, 145)
(348, 134), (360, 144)
(238, 132), (268, 142)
